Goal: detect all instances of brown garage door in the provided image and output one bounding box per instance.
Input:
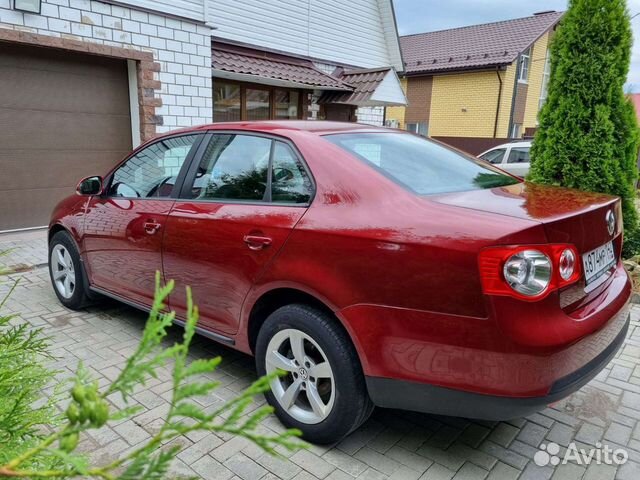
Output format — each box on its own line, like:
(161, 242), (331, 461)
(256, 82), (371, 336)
(0, 43), (132, 231)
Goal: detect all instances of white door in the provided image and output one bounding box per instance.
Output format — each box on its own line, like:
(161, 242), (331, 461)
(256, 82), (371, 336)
(501, 146), (530, 178)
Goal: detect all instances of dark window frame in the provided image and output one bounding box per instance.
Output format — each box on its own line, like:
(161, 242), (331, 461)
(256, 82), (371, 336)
(178, 130), (316, 207)
(213, 79), (304, 122)
(102, 133), (205, 201)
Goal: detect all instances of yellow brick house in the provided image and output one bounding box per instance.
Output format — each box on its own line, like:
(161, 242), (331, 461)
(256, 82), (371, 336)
(386, 11), (563, 147)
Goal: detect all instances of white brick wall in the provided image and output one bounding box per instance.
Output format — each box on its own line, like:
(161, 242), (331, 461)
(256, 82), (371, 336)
(0, 0), (212, 133)
(357, 106), (385, 127)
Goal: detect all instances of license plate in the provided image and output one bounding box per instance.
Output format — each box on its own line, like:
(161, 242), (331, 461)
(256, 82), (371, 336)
(582, 241), (616, 285)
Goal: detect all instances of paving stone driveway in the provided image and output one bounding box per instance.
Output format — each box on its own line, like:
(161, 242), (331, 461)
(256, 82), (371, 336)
(2, 230), (640, 480)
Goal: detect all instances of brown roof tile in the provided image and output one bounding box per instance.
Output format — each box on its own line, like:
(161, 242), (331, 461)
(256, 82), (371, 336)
(319, 67), (390, 105)
(212, 44), (352, 90)
(401, 11), (563, 75)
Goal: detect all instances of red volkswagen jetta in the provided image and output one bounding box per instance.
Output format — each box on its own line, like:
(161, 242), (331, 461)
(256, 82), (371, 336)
(48, 121), (631, 444)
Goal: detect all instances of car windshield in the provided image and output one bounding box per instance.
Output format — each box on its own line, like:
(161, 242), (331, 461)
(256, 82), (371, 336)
(324, 132), (520, 195)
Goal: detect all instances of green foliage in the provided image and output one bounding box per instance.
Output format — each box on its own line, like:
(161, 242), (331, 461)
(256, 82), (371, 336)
(0, 251), (63, 473)
(1, 270), (303, 479)
(528, 0), (640, 256)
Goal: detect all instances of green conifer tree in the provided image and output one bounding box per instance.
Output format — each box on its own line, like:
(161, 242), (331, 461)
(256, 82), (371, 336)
(529, 0), (640, 255)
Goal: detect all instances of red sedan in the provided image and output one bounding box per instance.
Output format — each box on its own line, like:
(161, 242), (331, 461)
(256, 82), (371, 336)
(48, 121), (631, 444)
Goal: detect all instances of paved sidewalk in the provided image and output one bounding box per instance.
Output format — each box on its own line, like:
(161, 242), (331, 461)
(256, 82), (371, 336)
(2, 231), (640, 480)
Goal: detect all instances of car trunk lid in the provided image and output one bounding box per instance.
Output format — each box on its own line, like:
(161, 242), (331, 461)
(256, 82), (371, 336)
(430, 182), (623, 311)
(429, 182), (621, 254)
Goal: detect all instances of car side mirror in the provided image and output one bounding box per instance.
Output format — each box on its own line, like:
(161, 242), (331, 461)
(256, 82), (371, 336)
(76, 176), (103, 196)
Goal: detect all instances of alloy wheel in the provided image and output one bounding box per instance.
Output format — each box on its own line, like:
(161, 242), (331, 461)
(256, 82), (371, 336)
(51, 244), (76, 299)
(265, 328), (335, 424)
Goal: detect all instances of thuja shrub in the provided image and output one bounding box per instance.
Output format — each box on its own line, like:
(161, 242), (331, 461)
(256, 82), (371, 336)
(0, 270), (302, 479)
(0, 252), (64, 473)
(528, 0), (640, 257)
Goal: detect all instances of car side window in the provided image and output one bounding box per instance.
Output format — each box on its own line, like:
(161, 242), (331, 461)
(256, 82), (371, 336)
(271, 142), (313, 204)
(188, 134), (271, 201)
(480, 149), (506, 164)
(507, 147), (531, 164)
(108, 135), (199, 198)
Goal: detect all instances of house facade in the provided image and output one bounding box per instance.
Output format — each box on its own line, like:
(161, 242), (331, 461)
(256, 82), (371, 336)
(208, 0), (406, 126)
(0, 0), (405, 232)
(386, 11), (562, 144)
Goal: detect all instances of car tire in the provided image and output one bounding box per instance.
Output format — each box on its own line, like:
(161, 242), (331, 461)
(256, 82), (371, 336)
(48, 231), (92, 310)
(256, 304), (374, 444)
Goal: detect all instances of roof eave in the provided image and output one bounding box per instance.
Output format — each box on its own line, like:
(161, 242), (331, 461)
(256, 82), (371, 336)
(212, 69), (351, 91)
(404, 63), (511, 76)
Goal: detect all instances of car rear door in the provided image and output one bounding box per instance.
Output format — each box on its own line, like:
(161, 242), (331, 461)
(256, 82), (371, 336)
(162, 132), (314, 336)
(504, 146), (530, 177)
(82, 133), (204, 307)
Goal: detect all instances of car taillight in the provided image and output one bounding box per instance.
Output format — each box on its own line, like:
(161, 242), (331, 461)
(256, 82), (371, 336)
(558, 248), (576, 281)
(478, 244), (581, 301)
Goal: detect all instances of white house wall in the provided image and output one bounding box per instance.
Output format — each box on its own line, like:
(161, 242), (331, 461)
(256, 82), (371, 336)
(208, 0), (402, 70)
(375, 0), (402, 73)
(103, 0), (206, 23)
(357, 106), (384, 126)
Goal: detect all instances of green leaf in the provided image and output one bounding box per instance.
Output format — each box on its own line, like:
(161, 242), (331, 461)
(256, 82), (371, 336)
(182, 357), (221, 378)
(173, 402), (211, 422)
(175, 381), (220, 402)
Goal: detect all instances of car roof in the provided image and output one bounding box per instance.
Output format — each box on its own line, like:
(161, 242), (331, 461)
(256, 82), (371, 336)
(490, 140), (532, 149)
(154, 120), (395, 139)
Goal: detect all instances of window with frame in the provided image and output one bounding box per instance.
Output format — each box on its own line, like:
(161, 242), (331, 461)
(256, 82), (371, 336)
(510, 123), (522, 139)
(518, 48), (531, 83)
(186, 135), (312, 204)
(108, 135), (198, 198)
(275, 90), (300, 119)
(246, 88), (271, 121)
(325, 133), (519, 195)
(213, 82), (241, 122)
(213, 80), (302, 122)
(480, 149), (506, 165)
(271, 142), (313, 203)
(507, 147), (530, 164)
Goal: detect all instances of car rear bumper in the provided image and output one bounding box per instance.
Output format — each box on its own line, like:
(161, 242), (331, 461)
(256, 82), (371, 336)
(365, 312), (629, 420)
(341, 262), (631, 397)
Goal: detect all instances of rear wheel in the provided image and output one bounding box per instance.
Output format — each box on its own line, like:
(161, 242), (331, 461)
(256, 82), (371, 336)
(48, 231), (91, 310)
(256, 304), (373, 444)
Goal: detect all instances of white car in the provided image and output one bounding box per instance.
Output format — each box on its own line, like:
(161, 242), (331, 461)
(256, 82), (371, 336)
(478, 140), (531, 178)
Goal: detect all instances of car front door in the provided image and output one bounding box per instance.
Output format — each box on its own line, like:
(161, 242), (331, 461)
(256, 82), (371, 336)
(163, 132), (314, 336)
(479, 148), (506, 167)
(82, 134), (203, 306)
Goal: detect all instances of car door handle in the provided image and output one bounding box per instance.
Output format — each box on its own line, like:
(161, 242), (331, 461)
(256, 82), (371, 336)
(243, 235), (272, 250)
(144, 221), (162, 235)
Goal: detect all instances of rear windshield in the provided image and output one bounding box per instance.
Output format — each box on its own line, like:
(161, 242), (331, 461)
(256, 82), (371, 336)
(324, 132), (520, 195)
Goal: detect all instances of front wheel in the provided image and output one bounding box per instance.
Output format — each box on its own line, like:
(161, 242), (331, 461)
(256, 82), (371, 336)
(255, 304), (373, 444)
(48, 231), (91, 310)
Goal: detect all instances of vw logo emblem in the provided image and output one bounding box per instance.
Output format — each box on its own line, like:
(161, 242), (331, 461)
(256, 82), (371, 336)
(606, 210), (615, 236)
